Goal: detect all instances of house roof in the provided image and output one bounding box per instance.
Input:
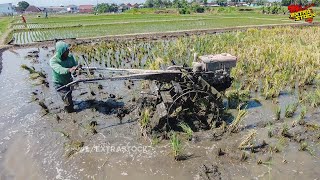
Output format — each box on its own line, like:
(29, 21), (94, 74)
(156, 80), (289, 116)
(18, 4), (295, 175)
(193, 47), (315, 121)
(79, 5), (94, 9)
(25, 5), (41, 12)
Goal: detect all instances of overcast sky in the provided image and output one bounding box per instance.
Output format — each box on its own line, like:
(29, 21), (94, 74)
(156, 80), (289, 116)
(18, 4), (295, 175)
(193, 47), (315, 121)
(0, 0), (146, 6)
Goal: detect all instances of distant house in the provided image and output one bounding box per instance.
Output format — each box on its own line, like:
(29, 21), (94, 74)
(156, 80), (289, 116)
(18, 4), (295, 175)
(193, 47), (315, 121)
(118, 4), (129, 12)
(132, 3), (139, 8)
(79, 5), (94, 13)
(46, 6), (67, 13)
(200, 3), (220, 7)
(126, 3), (134, 9)
(67, 5), (78, 13)
(25, 5), (41, 13)
(0, 3), (14, 16)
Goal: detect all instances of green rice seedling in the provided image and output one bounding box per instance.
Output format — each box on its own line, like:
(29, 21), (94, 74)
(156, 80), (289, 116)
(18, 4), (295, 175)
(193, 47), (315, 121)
(140, 108), (150, 129)
(151, 136), (160, 147)
(274, 136), (288, 152)
(170, 132), (183, 160)
(29, 73), (40, 80)
(284, 103), (298, 118)
(179, 122), (193, 140)
(240, 152), (248, 162)
(229, 108), (248, 133)
(267, 122), (274, 138)
(299, 141), (315, 156)
(306, 89), (320, 108)
(299, 141), (308, 151)
(275, 106), (281, 120)
(238, 130), (257, 149)
(299, 105), (307, 120)
(281, 123), (291, 137)
(21, 64), (36, 74)
(225, 89), (250, 109)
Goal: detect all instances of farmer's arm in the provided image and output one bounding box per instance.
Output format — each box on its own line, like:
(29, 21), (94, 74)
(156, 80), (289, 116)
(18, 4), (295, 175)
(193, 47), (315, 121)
(50, 60), (70, 75)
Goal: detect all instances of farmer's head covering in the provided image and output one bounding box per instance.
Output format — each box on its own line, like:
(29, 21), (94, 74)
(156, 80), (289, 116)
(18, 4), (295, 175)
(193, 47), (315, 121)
(55, 41), (69, 58)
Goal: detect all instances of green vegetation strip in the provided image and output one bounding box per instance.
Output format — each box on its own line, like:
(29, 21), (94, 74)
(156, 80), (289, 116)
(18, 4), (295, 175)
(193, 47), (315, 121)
(71, 26), (320, 107)
(11, 17), (302, 44)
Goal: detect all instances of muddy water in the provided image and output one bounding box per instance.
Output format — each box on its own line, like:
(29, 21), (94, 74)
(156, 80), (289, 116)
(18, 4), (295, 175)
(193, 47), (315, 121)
(0, 47), (319, 180)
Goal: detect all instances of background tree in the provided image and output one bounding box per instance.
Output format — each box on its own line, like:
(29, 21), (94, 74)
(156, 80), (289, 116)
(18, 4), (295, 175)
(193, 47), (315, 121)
(281, 0), (291, 6)
(297, 0), (308, 5)
(216, 0), (227, 6)
(312, 0), (320, 6)
(144, 0), (155, 8)
(17, 1), (29, 12)
(256, 0), (267, 6)
(94, 3), (118, 13)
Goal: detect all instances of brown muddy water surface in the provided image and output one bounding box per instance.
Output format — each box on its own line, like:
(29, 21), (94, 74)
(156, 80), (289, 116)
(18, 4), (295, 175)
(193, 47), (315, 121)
(0, 46), (319, 180)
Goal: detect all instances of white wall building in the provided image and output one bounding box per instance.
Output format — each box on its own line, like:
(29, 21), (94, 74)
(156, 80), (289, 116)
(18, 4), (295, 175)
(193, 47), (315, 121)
(0, 3), (14, 16)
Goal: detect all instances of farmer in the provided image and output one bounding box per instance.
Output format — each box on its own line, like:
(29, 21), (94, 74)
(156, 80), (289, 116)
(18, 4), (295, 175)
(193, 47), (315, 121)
(20, 15), (26, 23)
(50, 41), (78, 113)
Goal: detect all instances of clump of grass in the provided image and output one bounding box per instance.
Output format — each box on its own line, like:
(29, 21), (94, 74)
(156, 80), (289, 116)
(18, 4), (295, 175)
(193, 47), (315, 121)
(299, 141), (315, 156)
(281, 123), (291, 137)
(238, 130), (257, 149)
(267, 122), (274, 138)
(275, 106), (281, 120)
(299, 141), (308, 151)
(179, 122), (193, 140)
(270, 136), (288, 153)
(170, 132), (183, 160)
(284, 103), (298, 118)
(305, 89), (320, 107)
(299, 105), (307, 120)
(229, 108), (248, 133)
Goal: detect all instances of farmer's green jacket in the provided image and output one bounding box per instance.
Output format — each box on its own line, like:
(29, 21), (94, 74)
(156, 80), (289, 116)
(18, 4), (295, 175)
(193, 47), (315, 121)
(49, 41), (77, 85)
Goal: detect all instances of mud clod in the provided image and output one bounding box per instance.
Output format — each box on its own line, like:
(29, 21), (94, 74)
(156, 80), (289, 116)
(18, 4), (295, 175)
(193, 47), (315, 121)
(197, 164), (221, 180)
(216, 148), (225, 156)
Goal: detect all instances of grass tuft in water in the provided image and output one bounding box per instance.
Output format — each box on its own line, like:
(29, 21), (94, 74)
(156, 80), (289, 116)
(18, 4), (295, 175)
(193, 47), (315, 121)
(170, 132), (183, 160)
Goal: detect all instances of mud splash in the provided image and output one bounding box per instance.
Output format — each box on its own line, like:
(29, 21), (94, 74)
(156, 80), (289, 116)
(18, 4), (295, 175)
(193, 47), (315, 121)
(0, 46), (319, 180)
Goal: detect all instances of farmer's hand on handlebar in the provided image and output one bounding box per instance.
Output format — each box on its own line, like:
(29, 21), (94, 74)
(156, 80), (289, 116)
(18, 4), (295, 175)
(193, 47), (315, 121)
(69, 66), (78, 73)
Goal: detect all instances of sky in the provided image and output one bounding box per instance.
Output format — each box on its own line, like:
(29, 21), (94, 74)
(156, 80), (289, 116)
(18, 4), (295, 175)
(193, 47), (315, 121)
(0, 0), (146, 6)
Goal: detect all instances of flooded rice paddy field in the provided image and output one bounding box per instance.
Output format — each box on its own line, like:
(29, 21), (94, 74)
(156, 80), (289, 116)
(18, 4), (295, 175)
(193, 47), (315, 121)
(0, 42), (319, 180)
